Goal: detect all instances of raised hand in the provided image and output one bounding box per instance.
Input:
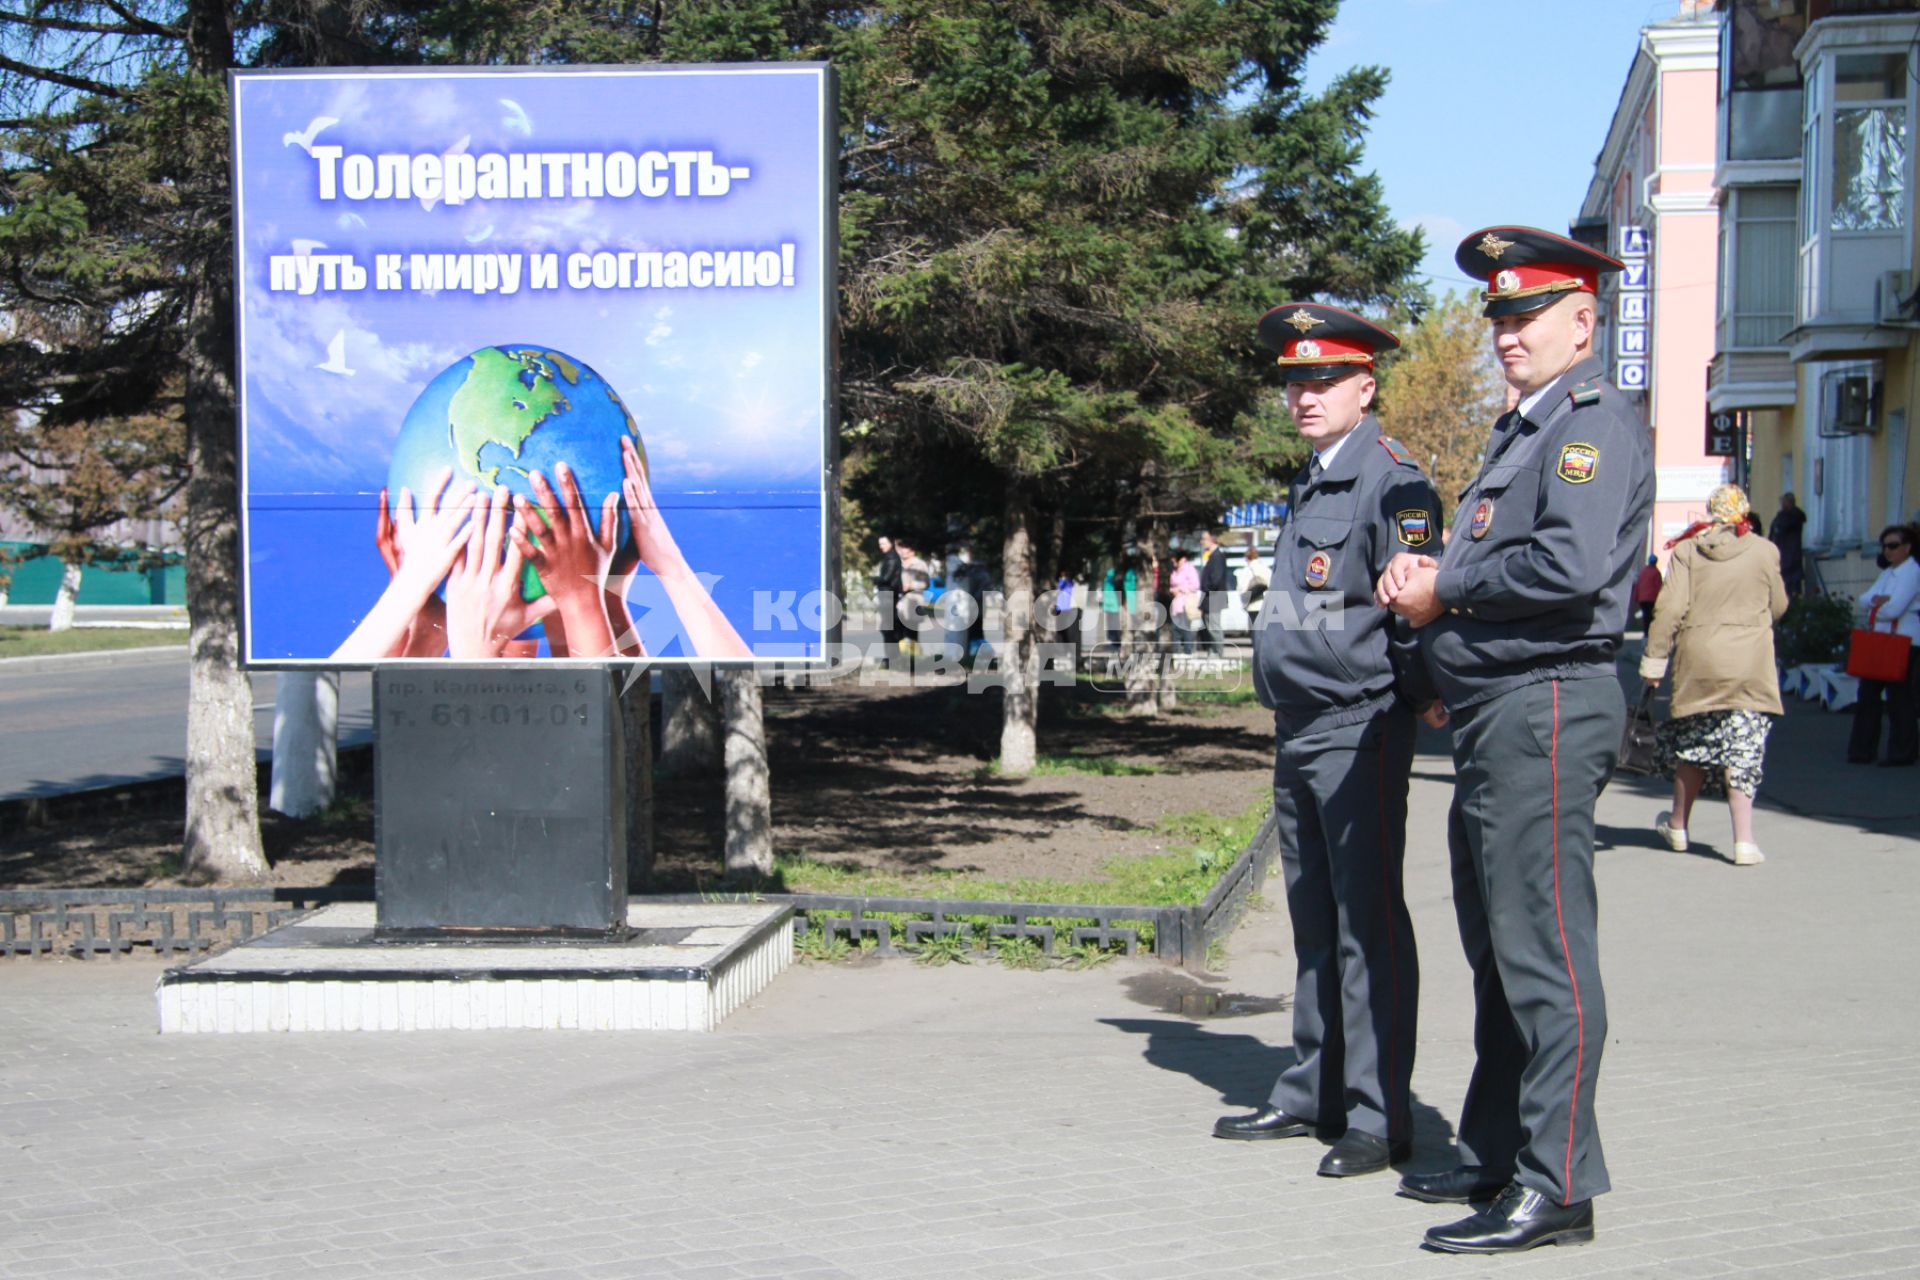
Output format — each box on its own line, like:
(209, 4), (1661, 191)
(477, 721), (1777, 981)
(618, 435), (690, 578)
(444, 483), (557, 659)
(375, 485), (447, 657)
(332, 467), (478, 661)
(616, 434), (750, 659)
(512, 461), (619, 658)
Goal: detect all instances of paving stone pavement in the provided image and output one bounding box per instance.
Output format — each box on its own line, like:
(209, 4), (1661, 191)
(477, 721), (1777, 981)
(3, 697), (1919, 1279)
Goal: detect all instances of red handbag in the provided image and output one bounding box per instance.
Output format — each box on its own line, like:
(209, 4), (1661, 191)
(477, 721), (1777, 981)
(1847, 604), (1912, 683)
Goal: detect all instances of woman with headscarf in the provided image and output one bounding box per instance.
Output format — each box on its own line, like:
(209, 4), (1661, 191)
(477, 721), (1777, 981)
(1639, 484), (1789, 867)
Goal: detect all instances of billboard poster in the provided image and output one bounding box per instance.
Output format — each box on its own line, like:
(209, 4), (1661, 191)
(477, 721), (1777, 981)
(231, 65), (834, 665)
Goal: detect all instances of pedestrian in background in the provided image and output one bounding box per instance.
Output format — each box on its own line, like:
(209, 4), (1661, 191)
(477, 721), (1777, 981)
(1640, 485), (1788, 867)
(895, 538), (930, 658)
(1631, 554), (1662, 632)
(1198, 528), (1231, 654)
(871, 534), (903, 657)
(1848, 524), (1920, 767)
(1170, 550), (1201, 653)
(1771, 493), (1806, 597)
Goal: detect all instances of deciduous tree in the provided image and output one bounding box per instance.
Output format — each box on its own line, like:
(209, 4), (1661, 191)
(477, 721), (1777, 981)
(1374, 291), (1505, 519)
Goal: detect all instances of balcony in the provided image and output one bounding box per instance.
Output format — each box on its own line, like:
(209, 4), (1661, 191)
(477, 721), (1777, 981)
(1707, 349), (1800, 409)
(1788, 19), (1917, 361)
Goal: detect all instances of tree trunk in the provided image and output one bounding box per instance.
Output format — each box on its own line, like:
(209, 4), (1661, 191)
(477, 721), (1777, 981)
(999, 485), (1038, 775)
(718, 670), (772, 883)
(658, 666), (721, 775)
(47, 560), (81, 632)
(619, 674), (655, 889)
(179, 0), (265, 883)
(268, 671), (338, 817)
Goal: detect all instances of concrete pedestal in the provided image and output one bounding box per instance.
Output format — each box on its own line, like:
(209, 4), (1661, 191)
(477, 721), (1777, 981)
(156, 900), (792, 1034)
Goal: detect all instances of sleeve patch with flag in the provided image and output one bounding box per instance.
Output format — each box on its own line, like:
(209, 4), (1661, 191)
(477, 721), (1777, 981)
(1396, 509), (1433, 546)
(1557, 442), (1599, 483)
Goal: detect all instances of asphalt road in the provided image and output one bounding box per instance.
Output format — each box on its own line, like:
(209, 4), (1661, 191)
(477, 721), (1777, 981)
(0, 649), (374, 800)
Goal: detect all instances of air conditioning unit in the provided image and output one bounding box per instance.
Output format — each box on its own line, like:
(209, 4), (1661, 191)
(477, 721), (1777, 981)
(1876, 270), (1919, 326)
(1820, 370), (1878, 436)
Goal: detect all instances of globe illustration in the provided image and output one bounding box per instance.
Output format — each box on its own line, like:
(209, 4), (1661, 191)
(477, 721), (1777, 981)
(387, 346), (646, 599)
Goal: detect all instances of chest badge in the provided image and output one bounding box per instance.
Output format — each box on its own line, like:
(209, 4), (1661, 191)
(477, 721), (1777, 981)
(1303, 550), (1332, 589)
(1470, 499), (1495, 539)
(1557, 442), (1599, 484)
(1396, 509), (1432, 547)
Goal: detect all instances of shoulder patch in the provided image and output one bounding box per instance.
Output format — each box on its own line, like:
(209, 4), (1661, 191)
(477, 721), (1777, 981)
(1557, 441), (1599, 484)
(1569, 381), (1603, 407)
(1395, 509), (1433, 547)
(1377, 435), (1416, 466)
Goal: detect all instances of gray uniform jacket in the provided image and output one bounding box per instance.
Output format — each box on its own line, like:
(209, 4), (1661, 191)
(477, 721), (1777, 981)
(1424, 357), (1656, 710)
(1253, 419), (1441, 735)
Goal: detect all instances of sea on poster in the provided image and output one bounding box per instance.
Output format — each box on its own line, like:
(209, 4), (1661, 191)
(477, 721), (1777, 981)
(232, 65), (833, 665)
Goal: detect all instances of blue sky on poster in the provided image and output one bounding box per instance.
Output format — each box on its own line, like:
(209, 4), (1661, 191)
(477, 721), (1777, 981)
(234, 68), (827, 497)
(1303, 0), (1696, 300)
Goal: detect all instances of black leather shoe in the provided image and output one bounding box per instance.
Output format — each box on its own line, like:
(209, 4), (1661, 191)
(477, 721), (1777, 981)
(1211, 1106), (1314, 1141)
(1316, 1130), (1410, 1177)
(1423, 1183), (1594, 1254)
(1396, 1165), (1511, 1204)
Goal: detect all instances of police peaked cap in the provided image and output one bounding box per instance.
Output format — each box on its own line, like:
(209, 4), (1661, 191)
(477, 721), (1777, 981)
(1255, 303), (1399, 383)
(1454, 225), (1625, 318)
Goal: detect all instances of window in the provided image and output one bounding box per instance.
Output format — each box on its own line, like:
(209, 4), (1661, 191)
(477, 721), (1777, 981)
(1722, 186), (1798, 347)
(1721, 0), (1807, 161)
(1830, 53), (1907, 231)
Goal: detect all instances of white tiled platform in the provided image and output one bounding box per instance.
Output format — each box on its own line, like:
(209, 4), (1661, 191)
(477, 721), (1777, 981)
(156, 901), (792, 1034)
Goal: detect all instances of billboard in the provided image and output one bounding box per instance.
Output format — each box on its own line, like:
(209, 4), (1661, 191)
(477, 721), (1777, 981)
(231, 65), (835, 665)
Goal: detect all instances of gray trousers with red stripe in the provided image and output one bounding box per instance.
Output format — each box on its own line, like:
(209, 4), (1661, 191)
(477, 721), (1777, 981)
(1447, 675), (1621, 1204)
(1268, 705), (1420, 1143)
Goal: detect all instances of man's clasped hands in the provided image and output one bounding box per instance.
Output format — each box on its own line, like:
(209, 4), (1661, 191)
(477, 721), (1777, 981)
(1375, 550), (1450, 729)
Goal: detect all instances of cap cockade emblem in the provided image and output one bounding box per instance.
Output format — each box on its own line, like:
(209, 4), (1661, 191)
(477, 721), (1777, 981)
(1477, 232), (1515, 260)
(1284, 309), (1325, 333)
(1295, 339), (1322, 358)
(1494, 269), (1522, 294)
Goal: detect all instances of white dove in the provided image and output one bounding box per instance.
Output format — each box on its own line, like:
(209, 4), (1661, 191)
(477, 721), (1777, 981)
(315, 330), (355, 376)
(419, 135), (470, 212)
(282, 116), (339, 154)
(288, 239), (328, 257)
(499, 98), (533, 135)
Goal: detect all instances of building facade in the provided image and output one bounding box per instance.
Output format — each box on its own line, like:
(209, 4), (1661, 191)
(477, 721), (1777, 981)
(1578, 3), (1724, 559)
(1710, 0), (1920, 596)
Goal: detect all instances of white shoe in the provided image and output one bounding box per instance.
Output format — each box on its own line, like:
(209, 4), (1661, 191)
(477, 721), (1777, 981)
(1655, 812), (1688, 852)
(1732, 842), (1765, 866)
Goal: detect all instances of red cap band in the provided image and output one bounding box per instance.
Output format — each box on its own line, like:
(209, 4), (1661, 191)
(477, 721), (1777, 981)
(1483, 262), (1598, 302)
(1277, 334), (1375, 366)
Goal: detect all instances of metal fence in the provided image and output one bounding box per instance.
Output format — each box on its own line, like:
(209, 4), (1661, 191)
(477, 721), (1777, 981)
(2, 813), (1281, 970)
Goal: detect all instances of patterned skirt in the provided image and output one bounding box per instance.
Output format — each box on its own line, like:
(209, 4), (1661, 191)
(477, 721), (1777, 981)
(1654, 709), (1774, 796)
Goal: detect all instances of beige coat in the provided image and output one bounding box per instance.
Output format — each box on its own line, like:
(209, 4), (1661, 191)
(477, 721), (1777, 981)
(1639, 527), (1788, 718)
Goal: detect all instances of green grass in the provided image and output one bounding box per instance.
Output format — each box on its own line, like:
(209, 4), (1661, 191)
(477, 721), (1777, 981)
(0, 625), (187, 659)
(776, 795), (1272, 910)
(975, 752), (1162, 780)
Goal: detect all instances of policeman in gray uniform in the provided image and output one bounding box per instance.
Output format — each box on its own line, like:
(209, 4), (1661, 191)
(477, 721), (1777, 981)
(1377, 227), (1655, 1253)
(1212, 303), (1441, 1179)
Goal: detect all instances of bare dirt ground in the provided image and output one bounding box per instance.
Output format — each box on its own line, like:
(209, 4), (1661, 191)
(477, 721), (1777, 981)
(0, 676), (1276, 892)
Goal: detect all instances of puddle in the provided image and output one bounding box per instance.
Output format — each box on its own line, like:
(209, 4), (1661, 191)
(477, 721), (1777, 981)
(1122, 970), (1289, 1019)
